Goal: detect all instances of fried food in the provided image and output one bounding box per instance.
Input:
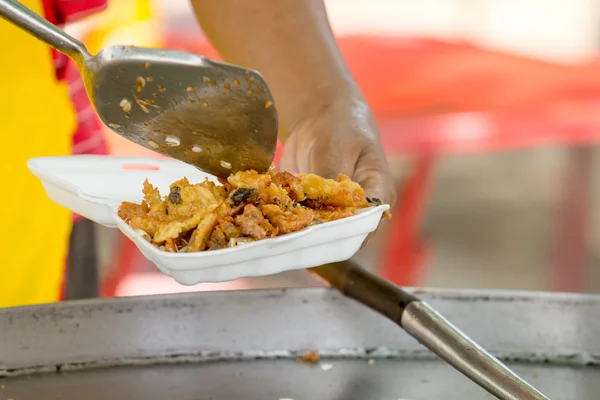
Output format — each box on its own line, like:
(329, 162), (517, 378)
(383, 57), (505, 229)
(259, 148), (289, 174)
(297, 350), (320, 365)
(118, 169), (387, 253)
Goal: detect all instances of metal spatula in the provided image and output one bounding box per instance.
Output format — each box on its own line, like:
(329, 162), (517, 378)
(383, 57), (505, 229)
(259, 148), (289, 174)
(0, 0), (278, 178)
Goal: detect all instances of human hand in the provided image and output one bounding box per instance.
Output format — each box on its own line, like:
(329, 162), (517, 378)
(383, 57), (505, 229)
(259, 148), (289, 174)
(280, 96), (396, 209)
(280, 94), (396, 246)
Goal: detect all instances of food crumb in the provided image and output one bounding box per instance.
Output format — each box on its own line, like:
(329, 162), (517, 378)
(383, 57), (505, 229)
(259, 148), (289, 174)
(233, 79), (240, 86)
(147, 75), (154, 82)
(220, 160), (232, 169)
(224, 83), (231, 91)
(158, 85), (166, 93)
(203, 76), (216, 85)
(1, 385), (4, 389)
(120, 98), (132, 113)
(297, 350), (320, 365)
(145, 62), (151, 68)
(265, 100), (273, 108)
(368, 359), (375, 366)
(247, 76), (255, 83)
(134, 96), (151, 113)
(165, 135), (181, 147)
(108, 123), (121, 129)
(136, 76), (146, 92)
(320, 363), (333, 371)
(186, 86), (195, 92)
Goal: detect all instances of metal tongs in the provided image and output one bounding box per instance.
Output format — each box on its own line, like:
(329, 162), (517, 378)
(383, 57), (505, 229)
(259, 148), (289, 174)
(311, 261), (550, 400)
(0, 0), (278, 178)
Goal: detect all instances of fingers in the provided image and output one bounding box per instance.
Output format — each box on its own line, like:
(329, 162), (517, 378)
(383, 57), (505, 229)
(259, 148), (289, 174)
(353, 149), (397, 208)
(353, 148), (396, 249)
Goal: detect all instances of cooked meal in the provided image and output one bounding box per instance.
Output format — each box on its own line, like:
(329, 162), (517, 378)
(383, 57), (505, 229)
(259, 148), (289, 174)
(118, 168), (388, 253)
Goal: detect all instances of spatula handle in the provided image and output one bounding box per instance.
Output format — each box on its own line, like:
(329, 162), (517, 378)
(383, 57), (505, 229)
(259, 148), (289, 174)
(310, 261), (551, 400)
(0, 0), (89, 62)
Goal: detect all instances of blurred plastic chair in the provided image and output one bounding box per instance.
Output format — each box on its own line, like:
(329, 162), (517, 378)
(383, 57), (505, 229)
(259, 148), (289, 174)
(100, 28), (600, 295)
(341, 36), (600, 292)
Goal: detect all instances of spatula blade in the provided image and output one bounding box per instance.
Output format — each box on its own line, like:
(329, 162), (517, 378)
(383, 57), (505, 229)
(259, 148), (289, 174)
(84, 46), (278, 178)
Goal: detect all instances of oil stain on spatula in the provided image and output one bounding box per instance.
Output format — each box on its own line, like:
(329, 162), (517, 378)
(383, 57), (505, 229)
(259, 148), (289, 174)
(0, 0), (278, 178)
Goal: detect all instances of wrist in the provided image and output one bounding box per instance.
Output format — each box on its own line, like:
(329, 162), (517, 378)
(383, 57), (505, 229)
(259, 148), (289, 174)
(284, 76), (370, 129)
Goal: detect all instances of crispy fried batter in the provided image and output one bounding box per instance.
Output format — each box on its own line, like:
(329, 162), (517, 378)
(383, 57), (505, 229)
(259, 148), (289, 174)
(227, 170), (271, 191)
(207, 217), (242, 250)
(235, 204), (277, 239)
(299, 173), (368, 207)
(313, 206), (356, 222)
(272, 171), (306, 202)
(119, 168), (380, 253)
(261, 204), (314, 234)
(142, 179), (164, 212)
(188, 213), (219, 251)
(118, 201), (148, 221)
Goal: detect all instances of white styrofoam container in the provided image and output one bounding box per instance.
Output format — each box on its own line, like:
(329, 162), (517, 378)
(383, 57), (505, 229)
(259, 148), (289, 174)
(28, 155), (217, 227)
(28, 155), (389, 285)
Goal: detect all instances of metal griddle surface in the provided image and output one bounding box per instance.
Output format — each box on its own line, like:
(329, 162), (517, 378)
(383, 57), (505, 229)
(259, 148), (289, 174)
(2, 361), (598, 400)
(1, 288), (600, 399)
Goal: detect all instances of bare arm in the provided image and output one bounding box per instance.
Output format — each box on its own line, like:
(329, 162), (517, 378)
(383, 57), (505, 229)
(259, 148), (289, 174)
(191, 0), (395, 208)
(191, 0), (360, 130)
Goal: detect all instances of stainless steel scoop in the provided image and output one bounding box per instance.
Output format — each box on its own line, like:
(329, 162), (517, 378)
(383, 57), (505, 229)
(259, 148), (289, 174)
(0, 0), (278, 178)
